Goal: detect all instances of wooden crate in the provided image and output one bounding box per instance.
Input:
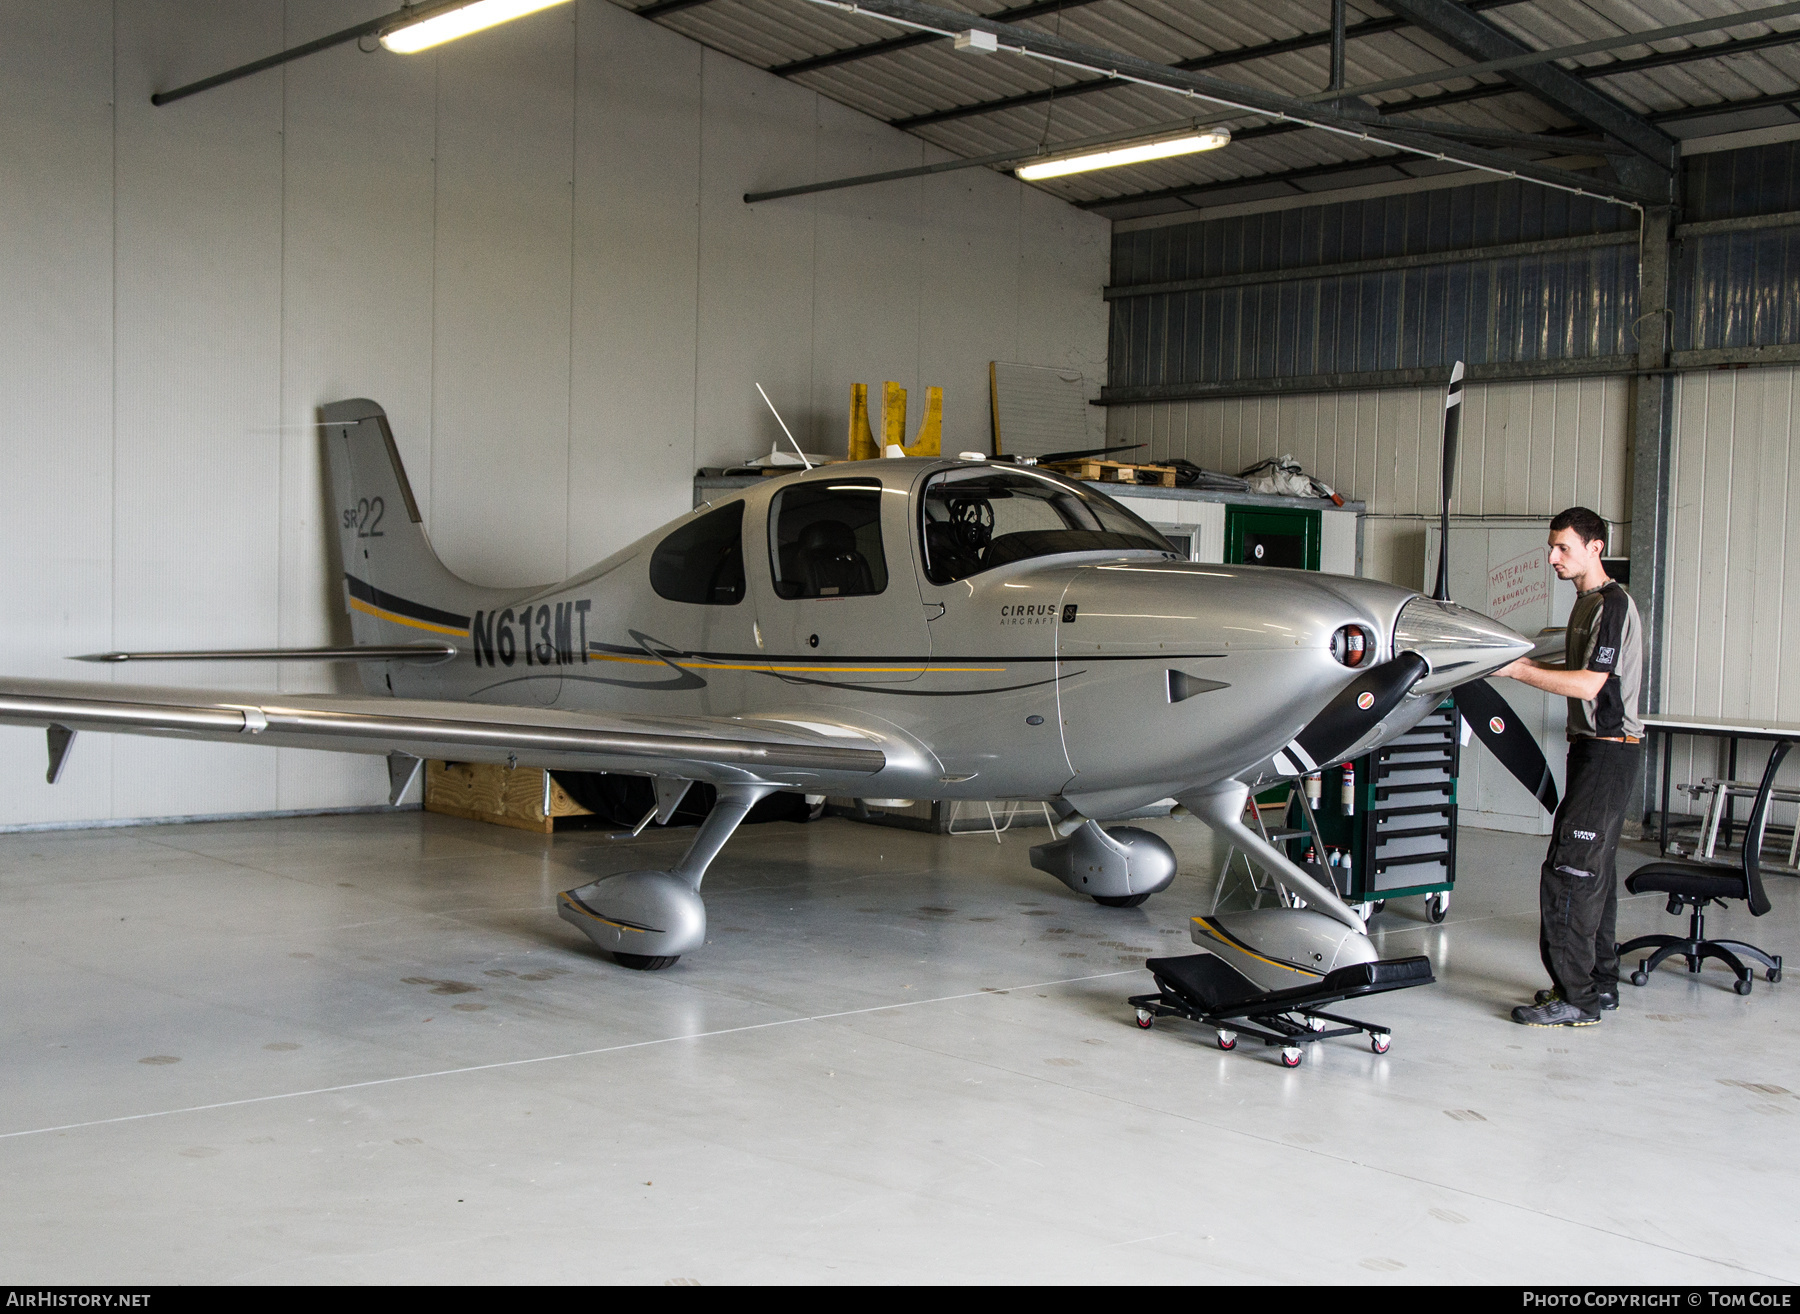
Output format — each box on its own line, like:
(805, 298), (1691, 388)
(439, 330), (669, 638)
(1042, 457), (1177, 488)
(423, 761), (594, 834)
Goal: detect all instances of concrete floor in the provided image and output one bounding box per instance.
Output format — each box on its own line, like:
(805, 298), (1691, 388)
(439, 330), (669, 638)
(2, 806), (1797, 1285)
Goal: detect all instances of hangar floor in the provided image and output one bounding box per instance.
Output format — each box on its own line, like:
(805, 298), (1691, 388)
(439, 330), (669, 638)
(2, 808), (1797, 1284)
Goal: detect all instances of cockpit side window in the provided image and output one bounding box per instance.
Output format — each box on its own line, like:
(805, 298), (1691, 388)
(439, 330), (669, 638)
(649, 501), (746, 605)
(919, 468), (1172, 585)
(769, 479), (888, 600)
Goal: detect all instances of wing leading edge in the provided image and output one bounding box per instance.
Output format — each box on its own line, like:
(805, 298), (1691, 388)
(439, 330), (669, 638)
(0, 678), (886, 787)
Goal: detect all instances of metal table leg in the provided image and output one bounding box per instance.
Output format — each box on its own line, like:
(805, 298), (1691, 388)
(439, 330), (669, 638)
(1660, 728), (1673, 855)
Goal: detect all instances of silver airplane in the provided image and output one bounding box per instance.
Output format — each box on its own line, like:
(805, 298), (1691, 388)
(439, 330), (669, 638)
(0, 367), (1553, 987)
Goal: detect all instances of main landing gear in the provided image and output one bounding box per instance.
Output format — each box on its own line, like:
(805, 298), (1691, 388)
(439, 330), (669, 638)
(558, 783), (777, 971)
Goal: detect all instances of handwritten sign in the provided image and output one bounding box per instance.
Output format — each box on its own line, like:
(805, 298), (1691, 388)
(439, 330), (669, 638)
(1488, 546), (1548, 622)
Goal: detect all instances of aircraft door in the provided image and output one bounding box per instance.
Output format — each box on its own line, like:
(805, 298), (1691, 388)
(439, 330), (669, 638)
(762, 477), (928, 685)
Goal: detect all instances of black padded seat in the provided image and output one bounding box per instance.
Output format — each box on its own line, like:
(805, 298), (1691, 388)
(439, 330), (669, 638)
(1627, 862), (1759, 908)
(1617, 738), (1788, 994)
(1146, 954), (1262, 1011)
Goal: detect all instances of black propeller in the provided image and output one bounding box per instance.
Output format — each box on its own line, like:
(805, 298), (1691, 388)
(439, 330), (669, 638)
(1275, 653), (1430, 779)
(1451, 679), (1559, 812)
(1432, 361), (1464, 602)
(1429, 359), (1559, 816)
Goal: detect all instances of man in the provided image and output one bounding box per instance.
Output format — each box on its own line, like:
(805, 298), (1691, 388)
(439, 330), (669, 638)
(1494, 507), (1643, 1028)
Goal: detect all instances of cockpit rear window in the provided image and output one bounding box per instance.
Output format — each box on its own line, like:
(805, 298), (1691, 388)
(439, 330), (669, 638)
(649, 501), (745, 605)
(919, 467), (1172, 584)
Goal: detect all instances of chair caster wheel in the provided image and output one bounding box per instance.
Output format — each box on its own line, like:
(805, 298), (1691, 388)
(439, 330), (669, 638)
(1216, 1030), (1236, 1051)
(1279, 1047), (1302, 1068)
(1135, 1009), (1154, 1029)
(1735, 977), (1753, 996)
(1769, 968), (1783, 984)
(1630, 969), (1648, 987)
(1370, 1032), (1391, 1055)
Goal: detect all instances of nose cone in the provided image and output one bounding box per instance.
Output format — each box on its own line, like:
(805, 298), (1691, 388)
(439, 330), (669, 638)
(1393, 597), (1532, 696)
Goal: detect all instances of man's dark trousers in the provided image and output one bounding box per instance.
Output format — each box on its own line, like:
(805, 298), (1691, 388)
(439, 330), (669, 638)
(1539, 737), (1642, 1013)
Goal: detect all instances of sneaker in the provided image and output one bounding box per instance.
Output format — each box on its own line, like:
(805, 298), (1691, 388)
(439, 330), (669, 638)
(1512, 999), (1601, 1027)
(1534, 987), (1618, 1011)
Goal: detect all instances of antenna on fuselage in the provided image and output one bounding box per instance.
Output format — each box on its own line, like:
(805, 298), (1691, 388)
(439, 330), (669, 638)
(755, 383), (812, 471)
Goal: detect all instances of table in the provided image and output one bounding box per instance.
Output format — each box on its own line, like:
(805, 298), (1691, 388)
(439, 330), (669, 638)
(1642, 713), (1800, 855)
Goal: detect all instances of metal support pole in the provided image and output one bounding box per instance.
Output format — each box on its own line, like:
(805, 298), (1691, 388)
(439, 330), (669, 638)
(1329, 0), (1347, 99)
(151, 11), (401, 105)
(1630, 205), (1676, 832)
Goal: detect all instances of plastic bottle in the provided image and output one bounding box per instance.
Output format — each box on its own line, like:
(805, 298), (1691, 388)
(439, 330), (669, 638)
(1341, 761), (1356, 816)
(1328, 848), (1341, 867)
(1305, 772), (1322, 810)
(1340, 847), (1354, 888)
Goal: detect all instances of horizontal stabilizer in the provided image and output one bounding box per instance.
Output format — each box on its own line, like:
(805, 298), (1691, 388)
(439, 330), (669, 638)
(74, 645), (456, 664)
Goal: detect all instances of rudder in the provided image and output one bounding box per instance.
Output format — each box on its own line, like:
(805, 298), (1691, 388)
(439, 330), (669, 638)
(320, 400), (486, 654)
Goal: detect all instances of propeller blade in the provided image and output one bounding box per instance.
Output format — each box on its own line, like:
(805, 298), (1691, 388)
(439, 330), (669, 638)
(1270, 652), (1430, 777)
(1432, 360), (1465, 601)
(1453, 679), (1559, 813)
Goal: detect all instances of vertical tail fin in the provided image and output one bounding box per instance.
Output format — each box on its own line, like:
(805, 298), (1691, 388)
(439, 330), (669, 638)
(320, 400), (484, 650)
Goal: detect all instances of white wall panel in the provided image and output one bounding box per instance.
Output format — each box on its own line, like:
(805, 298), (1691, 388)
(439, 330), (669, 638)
(695, 50), (817, 471)
(568, 0), (700, 569)
(110, 0), (286, 821)
(807, 97), (924, 453)
(1660, 367), (1800, 819)
(0, 0), (116, 826)
(0, 1), (1108, 829)
(275, 0), (439, 810)
(918, 162), (1019, 457)
(431, 4), (576, 585)
(1019, 186), (1110, 450)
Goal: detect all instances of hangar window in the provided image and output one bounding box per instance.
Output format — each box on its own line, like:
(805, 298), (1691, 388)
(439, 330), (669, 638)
(769, 479), (888, 600)
(919, 468), (1172, 585)
(650, 502), (745, 605)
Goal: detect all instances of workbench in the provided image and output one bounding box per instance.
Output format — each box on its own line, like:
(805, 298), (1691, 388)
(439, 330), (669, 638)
(1644, 712), (1800, 857)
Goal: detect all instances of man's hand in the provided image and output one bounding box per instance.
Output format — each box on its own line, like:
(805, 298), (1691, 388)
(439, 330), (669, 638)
(1495, 657), (1608, 701)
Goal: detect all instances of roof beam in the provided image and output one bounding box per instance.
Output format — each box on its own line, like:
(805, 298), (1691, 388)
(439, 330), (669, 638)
(892, 0), (1521, 131)
(1374, 0), (1676, 184)
(786, 0), (1662, 205)
(772, 0), (1096, 77)
(1076, 86), (1800, 216)
(892, 2), (1800, 134)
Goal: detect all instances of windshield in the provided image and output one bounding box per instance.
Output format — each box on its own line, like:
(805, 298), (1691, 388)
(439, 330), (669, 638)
(918, 467), (1173, 585)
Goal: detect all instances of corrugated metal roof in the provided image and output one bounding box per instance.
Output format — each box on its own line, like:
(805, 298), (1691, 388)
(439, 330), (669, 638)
(623, 0), (1800, 216)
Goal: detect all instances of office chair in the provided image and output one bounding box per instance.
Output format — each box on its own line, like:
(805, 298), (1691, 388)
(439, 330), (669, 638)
(1618, 739), (1788, 996)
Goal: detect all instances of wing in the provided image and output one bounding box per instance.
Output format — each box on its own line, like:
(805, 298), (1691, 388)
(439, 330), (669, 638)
(0, 677), (887, 788)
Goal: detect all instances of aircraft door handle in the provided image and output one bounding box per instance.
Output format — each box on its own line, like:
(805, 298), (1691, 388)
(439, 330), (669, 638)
(924, 604), (945, 621)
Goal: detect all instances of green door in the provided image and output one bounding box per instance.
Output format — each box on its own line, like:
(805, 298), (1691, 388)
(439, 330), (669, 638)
(1225, 505), (1320, 571)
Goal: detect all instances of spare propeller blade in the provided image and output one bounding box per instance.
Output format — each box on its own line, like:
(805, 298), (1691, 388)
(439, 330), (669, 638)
(1271, 652), (1430, 777)
(1432, 361), (1465, 602)
(1452, 678), (1559, 812)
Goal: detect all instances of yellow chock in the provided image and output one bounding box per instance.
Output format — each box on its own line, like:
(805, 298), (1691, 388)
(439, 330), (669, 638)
(905, 386), (943, 457)
(847, 382), (879, 462)
(882, 381), (908, 456)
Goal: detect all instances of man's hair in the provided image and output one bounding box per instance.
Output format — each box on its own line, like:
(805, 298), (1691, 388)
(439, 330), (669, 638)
(1550, 506), (1608, 548)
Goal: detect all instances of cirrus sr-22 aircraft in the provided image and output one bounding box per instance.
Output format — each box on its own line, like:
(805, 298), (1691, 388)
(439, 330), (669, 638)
(0, 366), (1556, 995)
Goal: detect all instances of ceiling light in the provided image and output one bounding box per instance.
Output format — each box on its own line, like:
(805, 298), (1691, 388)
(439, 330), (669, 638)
(379, 0), (573, 54)
(1016, 128), (1231, 181)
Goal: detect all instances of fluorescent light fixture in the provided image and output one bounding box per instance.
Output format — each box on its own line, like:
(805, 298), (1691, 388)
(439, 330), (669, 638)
(1016, 128), (1231, 181)
(379, 0), (572, 54)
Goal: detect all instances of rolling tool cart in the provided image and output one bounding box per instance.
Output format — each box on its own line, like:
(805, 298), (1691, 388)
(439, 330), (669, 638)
(1284, 699), (1462, 922)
